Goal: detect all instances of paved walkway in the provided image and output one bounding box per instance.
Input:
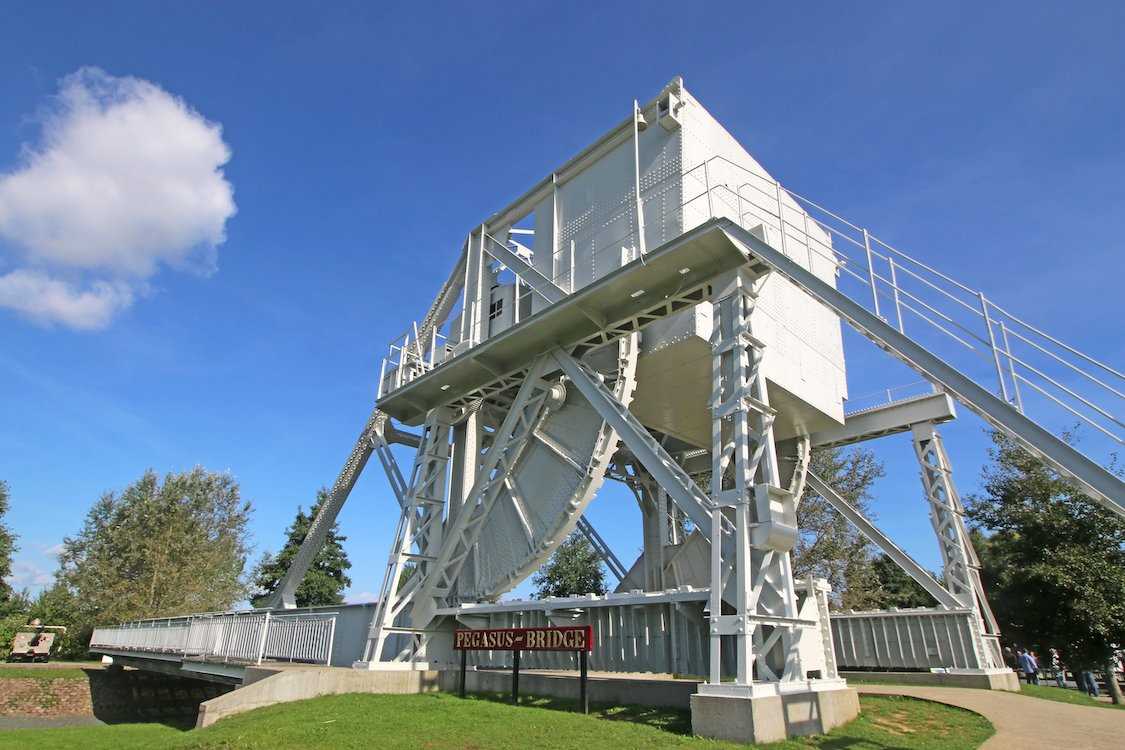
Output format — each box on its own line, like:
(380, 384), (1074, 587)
(858, 684), (1125, 750)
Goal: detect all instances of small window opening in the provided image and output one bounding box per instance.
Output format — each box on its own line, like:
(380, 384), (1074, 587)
(488, 298), (504, 321)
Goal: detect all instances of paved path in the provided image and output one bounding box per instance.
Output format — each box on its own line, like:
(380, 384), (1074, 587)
(858, 684), (1125, 750)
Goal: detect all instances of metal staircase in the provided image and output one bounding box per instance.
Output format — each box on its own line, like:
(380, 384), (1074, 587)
(676, 154), (1122, 514)
(720, 217), (1124, 514)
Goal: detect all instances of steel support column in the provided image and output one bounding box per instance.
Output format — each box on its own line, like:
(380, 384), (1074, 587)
(706, 268), (803, 687)
(361, 409), (454, 664)
(912, 421), (1002, 668)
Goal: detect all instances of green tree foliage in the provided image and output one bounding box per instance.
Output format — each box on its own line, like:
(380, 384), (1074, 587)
(0, 589), (33, 659)
(532, 531), (607, 599)
(967, 431), (1125, 703)
(793, 447), (886, 609)
(49, 468), (252, 653)
(871, 553), (935, 608)
(0, 480), (16, 604)
(251, 488), (352, 608)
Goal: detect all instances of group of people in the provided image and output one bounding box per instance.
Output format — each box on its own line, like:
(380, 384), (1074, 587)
(1006, 645), (1102, 697)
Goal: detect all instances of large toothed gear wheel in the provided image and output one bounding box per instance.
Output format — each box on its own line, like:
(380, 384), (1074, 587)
(462, 335), (638, 601)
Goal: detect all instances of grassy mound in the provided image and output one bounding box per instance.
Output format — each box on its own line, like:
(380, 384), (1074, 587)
(0, 691), (993, 749)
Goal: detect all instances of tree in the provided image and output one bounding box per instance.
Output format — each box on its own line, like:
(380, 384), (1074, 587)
(793, 446), (886, 609)
(251, 488), (352, 608)
(532, 531), (607, 599)
(871, 553), (935, 608)
(966, 431), (1125, 704)
(53, 467), (252, 649)
(0, 480), (16, 604)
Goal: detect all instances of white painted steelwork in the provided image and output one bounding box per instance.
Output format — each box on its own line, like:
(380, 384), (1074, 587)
(92, 79), (1124, 702)
(332, 80), (1117, 683)
(445, 576), (836, 680)
(831, 608), (986, 671)
(89, 611), (337, 666)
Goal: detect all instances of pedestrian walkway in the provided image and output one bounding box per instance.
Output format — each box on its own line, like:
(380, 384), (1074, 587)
(858, 684), (1125, 750)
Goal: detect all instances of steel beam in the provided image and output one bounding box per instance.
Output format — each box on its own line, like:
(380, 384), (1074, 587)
(805, 472), (961, 609)
(724, 221), (1125, 516)
(405, 356), (558, 631)
(378, 220), (743, 424)
(264, 408), (387, 609)
(481, 233), (567, 305)
(549, 348), (718, 536)
(362, 410), (454, 664)
(576, 517), (627, 582)
(810, 391), (956, 449)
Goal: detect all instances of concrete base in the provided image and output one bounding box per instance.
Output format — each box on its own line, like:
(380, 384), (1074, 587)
(690, 686), (860, 745)
(196, 664), (441, 728)
(439, 669), (699, 708)
(841, 669), (1019, 691)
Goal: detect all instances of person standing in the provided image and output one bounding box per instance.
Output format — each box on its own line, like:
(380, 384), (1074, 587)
(1081, 669), (1100, 697)
(1049, 648), (1065, 688)
(1018, 650), (1040, 685)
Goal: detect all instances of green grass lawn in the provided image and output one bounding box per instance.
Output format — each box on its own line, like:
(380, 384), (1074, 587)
(1019, 683), (1125, 710)
(0, 667), (90, 680)
(0, 691), (993, 750)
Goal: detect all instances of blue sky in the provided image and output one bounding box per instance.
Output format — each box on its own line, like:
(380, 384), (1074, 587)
(1, 2), (1122, 602)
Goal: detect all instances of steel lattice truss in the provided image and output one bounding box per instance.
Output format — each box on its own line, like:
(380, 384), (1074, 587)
(266, 80), (1121, 690)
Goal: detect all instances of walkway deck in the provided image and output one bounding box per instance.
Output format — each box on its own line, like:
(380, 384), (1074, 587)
(857, 684), (1125, 750)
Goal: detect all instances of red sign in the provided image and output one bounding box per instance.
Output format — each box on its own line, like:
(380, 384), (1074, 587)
(454, 625), (593, 652)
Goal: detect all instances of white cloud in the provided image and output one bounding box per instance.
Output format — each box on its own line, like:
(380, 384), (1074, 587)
(0, 67), (235, 329)
(42, 542), (66, 557)
(4, 560), (54, 591)
(345, 591), (378, 604)
(0, 269), (132, 330)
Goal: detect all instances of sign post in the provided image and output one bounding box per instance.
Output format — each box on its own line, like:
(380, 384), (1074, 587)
(459, 648), (467, 698)
(453, 625), (594, 713)
(579, 648), (588, 714)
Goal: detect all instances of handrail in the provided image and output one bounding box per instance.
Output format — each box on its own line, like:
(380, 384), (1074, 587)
(89, 610), (338, 665)
(696, 161), (1122, 450)
(378, 152), (1122, 459)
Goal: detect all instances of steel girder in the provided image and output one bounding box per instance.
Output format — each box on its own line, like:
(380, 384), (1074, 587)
(805, 472), (961, 609)
(362, 410), (455, 664)
(704, 269), (804, 687)
(723, 221), (1124, 516)
(551, 349), (719, 535)
(264, 408), (410, 610)
(576, 516), (627, 582)
(912, 421), (1002, 668)
(402, 355), (559, 635)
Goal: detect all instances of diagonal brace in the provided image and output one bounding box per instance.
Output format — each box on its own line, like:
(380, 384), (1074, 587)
(550, 348), (727, 546)
(576, 516), (627, 582)
(805, 471), (961, 609)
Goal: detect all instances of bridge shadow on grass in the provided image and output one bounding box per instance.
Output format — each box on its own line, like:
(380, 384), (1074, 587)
(463, 691), (693, 735)
(84, 667), (231, 730)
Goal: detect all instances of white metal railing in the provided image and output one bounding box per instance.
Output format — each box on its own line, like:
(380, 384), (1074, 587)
(377, 154), (1122, 466)
(683, 155), (1122, 458)
(264, 614), (337, 663)
(842, 381), (936, 415)
(831, 608), (1001, 671)
(90, 618), (192, 653)
(89, 610), (337, 666)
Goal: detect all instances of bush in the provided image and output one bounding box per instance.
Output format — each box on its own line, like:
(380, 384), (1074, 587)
(0, 612), (28, 659)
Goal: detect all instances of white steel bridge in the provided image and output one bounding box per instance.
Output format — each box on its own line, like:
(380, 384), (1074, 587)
(90, 78), (1123, 741)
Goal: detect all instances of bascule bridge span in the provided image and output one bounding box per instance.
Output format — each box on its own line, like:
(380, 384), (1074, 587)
(90, 79), (1123, 742)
